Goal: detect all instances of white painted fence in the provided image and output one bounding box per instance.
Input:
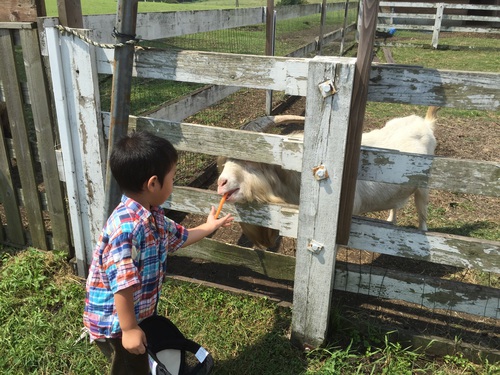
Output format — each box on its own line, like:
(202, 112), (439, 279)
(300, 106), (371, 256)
(43, 15), (500, 348)
(375, 1), (500, 48)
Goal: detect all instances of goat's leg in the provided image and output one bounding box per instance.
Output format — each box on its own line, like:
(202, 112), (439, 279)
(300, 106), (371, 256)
(240, 222), (280, 250)
(387, 209), (397, 225)
(414, 188), (429, 231)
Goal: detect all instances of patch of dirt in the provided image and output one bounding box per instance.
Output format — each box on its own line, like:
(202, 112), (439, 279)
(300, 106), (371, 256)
(167, 84), (500, 355)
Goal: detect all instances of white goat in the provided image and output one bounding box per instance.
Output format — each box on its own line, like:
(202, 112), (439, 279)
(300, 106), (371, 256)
(217, 107), (439, 248)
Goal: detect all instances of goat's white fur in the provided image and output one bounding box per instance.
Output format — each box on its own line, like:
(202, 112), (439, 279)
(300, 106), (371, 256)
(217, 107), (439, 248)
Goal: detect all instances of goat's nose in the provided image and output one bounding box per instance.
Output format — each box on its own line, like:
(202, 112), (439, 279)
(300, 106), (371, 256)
(217, 179), (227, 195)
(218, 178), (227, 187)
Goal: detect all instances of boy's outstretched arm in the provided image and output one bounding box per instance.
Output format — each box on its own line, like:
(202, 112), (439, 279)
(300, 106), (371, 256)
(115, 287), (147, 354)
(182, 206), (233, 247)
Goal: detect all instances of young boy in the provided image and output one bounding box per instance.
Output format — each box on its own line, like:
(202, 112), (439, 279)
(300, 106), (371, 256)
(83, 131), (233, 374)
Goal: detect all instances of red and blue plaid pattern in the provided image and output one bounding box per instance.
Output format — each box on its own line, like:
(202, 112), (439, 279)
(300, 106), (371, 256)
(83, 195), (187, 340)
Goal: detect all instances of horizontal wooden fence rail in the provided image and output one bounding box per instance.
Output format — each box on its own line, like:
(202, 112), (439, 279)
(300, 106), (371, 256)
(357, 148), (500, 197)
(173, 237), (500, 320)
(126, 115), (500, 198)
(377, 15), (500, 32)
(334, 260), (500, 319)
(164, 184), (500, 271)
(92, 48), (500, 110)
(131, 116), (305, 170)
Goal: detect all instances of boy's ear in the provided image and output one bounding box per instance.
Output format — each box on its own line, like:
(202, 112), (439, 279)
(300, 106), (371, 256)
(145, 175), (158, 192)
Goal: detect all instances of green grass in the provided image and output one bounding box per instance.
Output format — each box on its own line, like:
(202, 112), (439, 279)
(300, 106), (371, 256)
(390, 30), (500, 49)
(1, 247), (499, 374)
(44, 0), (326, 16)
(365, 102), (500, 123)
(0, 249), (104, 374)
(98, 76), (204, 115)
(377, 31), (500, 72)
(391, 46), (500, 72)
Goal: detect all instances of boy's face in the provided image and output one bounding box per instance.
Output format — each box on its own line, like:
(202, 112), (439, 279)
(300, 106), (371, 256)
(153, 164), (176, 206)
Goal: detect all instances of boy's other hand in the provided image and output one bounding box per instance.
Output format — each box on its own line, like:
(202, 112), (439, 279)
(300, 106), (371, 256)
(122, 326), (147, 355)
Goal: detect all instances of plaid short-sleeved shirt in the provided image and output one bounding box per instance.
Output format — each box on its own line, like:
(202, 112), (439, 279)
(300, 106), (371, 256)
(83, 195), (188, 341)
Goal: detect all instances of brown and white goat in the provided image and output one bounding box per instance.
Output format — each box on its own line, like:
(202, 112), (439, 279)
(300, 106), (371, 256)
(217, 107), (439, 248)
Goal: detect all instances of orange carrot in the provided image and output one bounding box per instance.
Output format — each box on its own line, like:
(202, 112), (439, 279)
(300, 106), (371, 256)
(215, 192), (229, 219)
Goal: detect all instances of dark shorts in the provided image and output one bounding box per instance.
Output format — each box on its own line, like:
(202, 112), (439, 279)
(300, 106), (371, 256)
(95, 338), (149, 375)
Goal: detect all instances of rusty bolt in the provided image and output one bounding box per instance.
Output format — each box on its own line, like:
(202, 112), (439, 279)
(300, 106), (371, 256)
(307, 240), (324, 254)
(318, 79), (336, 98)
(312, 165), (329, 181)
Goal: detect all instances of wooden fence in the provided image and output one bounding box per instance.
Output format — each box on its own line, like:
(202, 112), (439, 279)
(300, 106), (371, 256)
(374, 1), (500, 48)
(42, 12), (500, 349)
(0, 3), (357, 254)
(1, 3), (499, 350)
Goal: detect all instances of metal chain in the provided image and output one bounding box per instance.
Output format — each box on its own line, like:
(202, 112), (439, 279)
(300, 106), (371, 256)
(55, 24), (148, 50)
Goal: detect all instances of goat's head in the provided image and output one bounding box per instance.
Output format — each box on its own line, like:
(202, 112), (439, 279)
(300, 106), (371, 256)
(217, 158), (299, 205)
(216, 115), (305, 249)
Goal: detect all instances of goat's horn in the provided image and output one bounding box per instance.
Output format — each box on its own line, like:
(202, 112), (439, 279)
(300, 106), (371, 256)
(242, 116), (276, 132)
(270, 115), (306, 125)
(242, 115), (306, 132)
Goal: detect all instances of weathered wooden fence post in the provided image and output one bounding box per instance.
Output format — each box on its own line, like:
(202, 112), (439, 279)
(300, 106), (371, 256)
(0, 25), (47, 250)
(20, 27), (72, 252)
(103, 0), (139, 219)
(56, 0), (83, 28)
(265, 0), (276, 115)
(432, 3), (445, 49)
(318, 0), (327, 54)
(0, 25), (28, 247)
(291, 56), (355, 348)
(45, 23), (106, 275)
(339, 0), (351, 55)
(337, 0), (378, 245)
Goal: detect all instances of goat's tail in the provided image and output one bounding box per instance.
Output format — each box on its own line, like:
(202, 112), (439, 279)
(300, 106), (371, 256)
(424, 106), (440, 131)
(425, 106), (440, 122)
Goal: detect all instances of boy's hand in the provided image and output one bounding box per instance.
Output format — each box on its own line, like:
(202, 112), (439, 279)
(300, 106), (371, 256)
(115, 288), (147, 355)
(208, 206), (234, 229)
(183, 207), (234, 247)
(121, 326), (147, 355)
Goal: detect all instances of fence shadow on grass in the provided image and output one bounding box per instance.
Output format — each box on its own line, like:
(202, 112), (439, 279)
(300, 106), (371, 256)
(209, 310), (308, 375)
(432, 221), (498, 238)
(164, 259), (306, 374)
(167, 257), (294, 304)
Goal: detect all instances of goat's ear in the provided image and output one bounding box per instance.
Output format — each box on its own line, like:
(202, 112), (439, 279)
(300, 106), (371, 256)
(216, 156), (226, 172)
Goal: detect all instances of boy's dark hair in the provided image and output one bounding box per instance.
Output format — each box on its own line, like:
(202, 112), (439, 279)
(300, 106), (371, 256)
(110, 131), (178, 193)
